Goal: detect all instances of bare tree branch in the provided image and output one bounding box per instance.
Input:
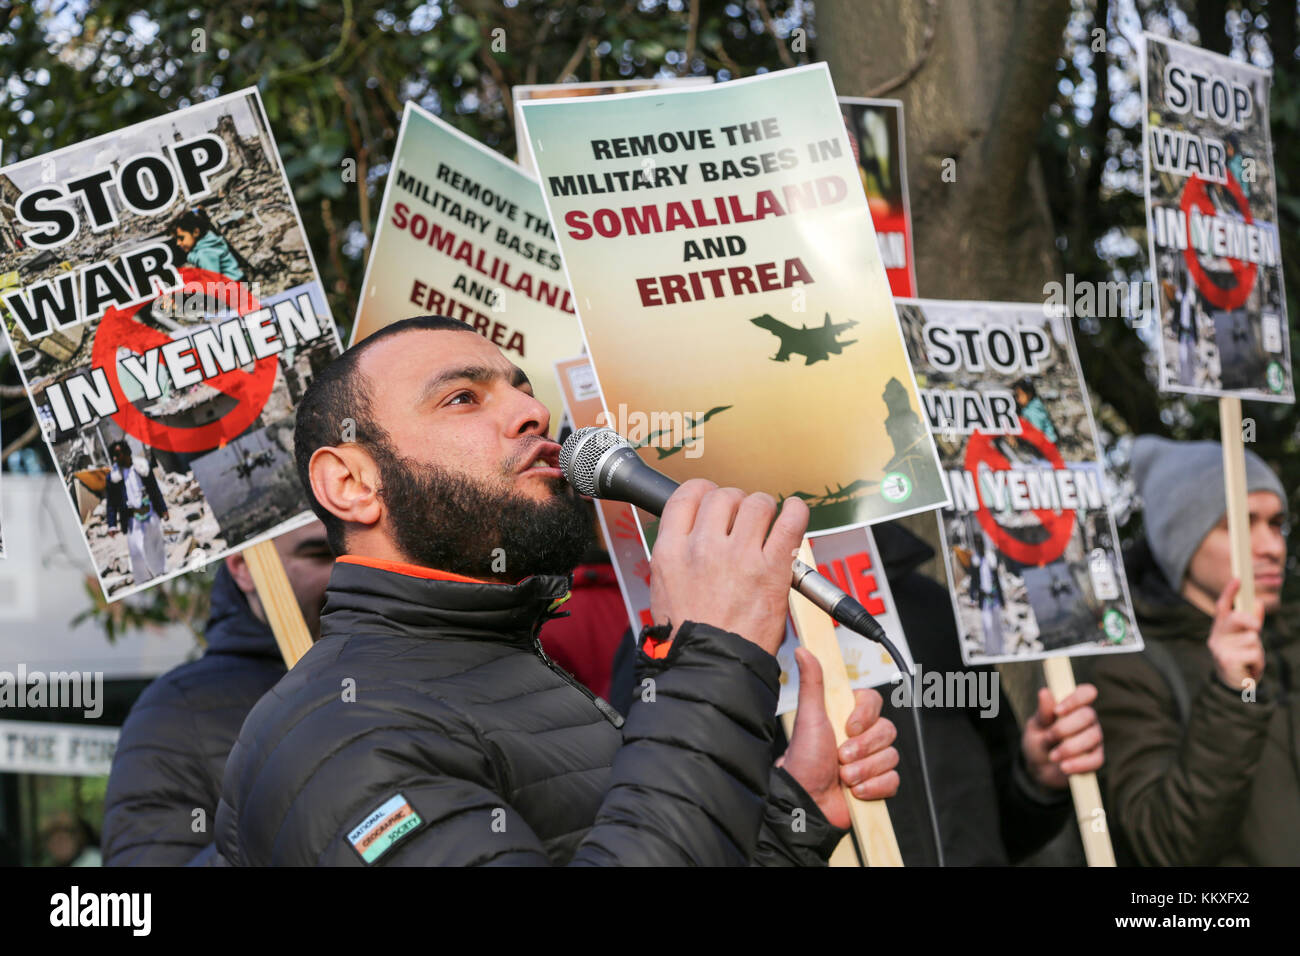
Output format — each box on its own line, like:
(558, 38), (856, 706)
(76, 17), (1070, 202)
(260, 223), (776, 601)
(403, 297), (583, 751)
(335, 78), (371, 248)
(526, 14), (556, 86)
(863, 0), (938, 96)
(482, 47), (514, 121)
(755, 0), (795, 69)
(705, 38), (743, 78)
(680, 0), (701, 75)
(2, 420), (39, 461)
(556, 16), (596, 82)
(269, 0), (356, 82)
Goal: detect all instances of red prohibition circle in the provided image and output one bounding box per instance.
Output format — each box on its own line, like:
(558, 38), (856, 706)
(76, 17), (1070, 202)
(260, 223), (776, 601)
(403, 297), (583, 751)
(1179, 171), (1257, 311)
(90, 266), (278, 453)
(965, 420), (1075, 567)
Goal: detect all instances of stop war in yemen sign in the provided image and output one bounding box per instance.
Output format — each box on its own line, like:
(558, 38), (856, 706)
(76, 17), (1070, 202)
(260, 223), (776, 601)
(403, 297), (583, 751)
(0, 89), (342, 601)
(898, 299), (1141, 665)
(1142, 34), (1292, 401)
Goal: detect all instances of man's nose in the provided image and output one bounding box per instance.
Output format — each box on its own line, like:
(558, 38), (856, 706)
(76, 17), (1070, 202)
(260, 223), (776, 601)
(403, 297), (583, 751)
(506, 388), (551, 439)
(1253, 521), (1286, 561)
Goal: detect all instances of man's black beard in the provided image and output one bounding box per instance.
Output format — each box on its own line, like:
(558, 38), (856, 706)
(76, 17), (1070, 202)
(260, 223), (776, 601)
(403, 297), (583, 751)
(371, 440), (593, 582)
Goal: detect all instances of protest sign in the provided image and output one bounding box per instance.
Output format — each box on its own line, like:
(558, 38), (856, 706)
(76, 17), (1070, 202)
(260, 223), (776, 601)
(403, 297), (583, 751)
(520, 64), (947, 536)
(554, 354), (654, 634)
(839, 97), (916, 297)
(513, 78), (714, 176)
(776, 525), (913, 714)
(0, 90), (342, 602)
(898, 298), (1140, 665)
(352, 103), (583, 423)
(1142, 33), (1291, 401)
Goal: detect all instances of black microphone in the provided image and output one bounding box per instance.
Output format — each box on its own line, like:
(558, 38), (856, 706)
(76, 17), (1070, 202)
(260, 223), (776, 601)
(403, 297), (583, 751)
(560, 426), (911, 673)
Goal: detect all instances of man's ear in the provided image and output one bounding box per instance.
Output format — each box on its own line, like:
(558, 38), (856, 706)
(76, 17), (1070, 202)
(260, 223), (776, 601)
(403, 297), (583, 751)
(309, 445), (383, 532)
(224, 553), (256, 595)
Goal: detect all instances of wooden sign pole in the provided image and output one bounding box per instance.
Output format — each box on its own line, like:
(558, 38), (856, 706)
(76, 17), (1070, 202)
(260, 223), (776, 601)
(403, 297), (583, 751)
(1218, 397), (1256, 613)
(243, 539), (314, 668)
(786, 539), (903, 867)
(1041, 655), (1115, 866)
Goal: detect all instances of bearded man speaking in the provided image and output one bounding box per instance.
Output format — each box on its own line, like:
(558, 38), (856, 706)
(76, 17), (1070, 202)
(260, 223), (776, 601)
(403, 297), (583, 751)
(215, 316), (899, 866)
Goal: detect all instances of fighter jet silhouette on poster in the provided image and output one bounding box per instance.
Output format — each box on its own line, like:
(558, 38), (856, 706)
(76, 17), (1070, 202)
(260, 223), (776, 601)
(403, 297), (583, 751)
(750, 312), (858, 364)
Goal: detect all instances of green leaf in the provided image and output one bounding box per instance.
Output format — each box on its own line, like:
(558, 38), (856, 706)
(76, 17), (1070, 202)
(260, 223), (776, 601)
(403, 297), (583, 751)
(451, 14), (478, 40)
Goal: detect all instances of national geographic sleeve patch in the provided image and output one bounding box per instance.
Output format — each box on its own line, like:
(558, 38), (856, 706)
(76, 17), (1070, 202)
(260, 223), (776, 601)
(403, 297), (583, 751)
(347, 793), (424, 864)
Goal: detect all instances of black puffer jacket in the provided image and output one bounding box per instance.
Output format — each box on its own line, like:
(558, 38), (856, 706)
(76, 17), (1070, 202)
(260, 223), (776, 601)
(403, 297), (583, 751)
(103, 565), (287, 866)
(214, 558), (844, 866)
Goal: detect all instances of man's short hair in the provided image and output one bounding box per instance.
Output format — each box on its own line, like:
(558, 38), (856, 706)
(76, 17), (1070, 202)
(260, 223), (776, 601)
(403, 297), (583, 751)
(293, 316), (475, 556)
(109, 440), (130, 458)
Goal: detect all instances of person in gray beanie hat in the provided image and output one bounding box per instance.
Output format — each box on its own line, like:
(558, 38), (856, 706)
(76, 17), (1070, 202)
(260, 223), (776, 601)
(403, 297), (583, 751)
(1128, 435), (1288, 606)
(1088, 435), (1298, 866)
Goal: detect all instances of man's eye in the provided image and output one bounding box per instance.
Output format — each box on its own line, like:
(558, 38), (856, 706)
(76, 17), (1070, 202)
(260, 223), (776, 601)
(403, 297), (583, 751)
(447, 391), (475, 406)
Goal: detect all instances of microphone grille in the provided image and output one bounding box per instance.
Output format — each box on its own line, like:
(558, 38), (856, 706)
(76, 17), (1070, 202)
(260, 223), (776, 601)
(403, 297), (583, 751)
(560, 426), (630, 496)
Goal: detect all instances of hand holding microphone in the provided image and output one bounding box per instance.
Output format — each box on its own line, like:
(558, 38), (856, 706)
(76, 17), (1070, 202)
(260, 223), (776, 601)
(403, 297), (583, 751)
(650, 480), (808, 656)
(560, 426), (909, 670)
(561, 427), (906, 819)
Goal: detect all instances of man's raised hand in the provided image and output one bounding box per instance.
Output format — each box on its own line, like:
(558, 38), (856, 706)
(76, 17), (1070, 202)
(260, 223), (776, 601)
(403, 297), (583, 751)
(1208, 577), (1266, 690)
(648, 479), (808, 656)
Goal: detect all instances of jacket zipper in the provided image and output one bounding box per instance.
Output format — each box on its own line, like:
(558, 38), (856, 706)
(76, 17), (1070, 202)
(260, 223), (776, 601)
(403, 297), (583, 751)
(531, 634), (625, 729)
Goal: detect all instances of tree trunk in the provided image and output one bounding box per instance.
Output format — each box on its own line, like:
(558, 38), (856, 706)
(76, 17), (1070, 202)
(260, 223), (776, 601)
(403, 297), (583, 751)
(817, 0), (1070, 301)
(816, 0), (1080, 863)
(816, 0), (1070, 590)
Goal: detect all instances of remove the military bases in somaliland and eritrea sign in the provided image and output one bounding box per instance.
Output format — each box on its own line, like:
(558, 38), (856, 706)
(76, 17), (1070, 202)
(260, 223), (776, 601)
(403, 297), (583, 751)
(1143, 33), (1292, 401)
(0, 90), (342, 601)
(897, 298), (1141, 665)
(519, 64), (948, 535)
(352, 102), (584, 424)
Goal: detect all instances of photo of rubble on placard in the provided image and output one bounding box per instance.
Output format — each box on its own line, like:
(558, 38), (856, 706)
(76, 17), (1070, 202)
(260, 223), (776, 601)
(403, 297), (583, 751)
(0, 90), (342, 600)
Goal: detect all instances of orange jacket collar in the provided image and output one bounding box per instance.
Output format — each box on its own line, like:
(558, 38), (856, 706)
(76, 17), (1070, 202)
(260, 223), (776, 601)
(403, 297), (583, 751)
(337, 554), (496, 585)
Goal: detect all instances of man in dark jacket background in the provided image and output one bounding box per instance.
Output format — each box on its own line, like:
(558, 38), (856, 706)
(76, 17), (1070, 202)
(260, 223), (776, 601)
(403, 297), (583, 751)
(216, 315), (900, 866)
(102, 520), (333, 865)
(1090, 436), (1299, 865)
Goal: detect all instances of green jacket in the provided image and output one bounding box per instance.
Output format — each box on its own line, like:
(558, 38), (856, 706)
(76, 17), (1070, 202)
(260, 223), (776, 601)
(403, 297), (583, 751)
(1090, 539), (1300, 865)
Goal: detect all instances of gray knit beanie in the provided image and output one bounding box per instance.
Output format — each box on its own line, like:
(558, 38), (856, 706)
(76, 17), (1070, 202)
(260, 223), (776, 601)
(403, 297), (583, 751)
(1131, 435), (1288, 589)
